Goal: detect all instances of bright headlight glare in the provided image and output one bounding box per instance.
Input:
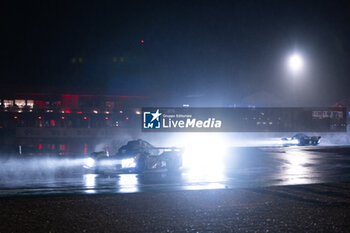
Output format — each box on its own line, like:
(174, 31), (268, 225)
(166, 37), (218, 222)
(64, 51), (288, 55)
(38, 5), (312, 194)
(181, 134), (227, 171)
(83, 157), (95, 168)
(122, 158), (136, 168)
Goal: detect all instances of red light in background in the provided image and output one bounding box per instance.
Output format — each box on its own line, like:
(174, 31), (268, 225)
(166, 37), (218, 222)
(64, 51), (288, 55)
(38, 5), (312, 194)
(62, 94), (79, 111)
(62, 144), (65, 151)
(34, 100), (46, 109)
(61, 116), (65, 120)
(105, 116), (109, 120)
(65, 110), (71, 113)
(13, 116), (18, 119)
(125, 117), (129, 120)
(83, 116), (87, 120)
(141, 40), (144, 43)
(38, 116), (42, 120)
(39, 144), (42, 150)
(50, 120), (55, 127)
(77, 112), (82, 114)
(84, 144), (87, 155)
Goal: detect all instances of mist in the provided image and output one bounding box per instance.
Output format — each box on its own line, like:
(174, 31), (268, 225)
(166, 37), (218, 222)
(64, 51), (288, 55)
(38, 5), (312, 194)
(0, 157), (86, 188)
(1, 131), (349, 189)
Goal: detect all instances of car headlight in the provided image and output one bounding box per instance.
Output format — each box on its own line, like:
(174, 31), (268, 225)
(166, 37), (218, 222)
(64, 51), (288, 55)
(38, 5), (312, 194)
(83, 157), (95, 168)
(121, 158), (136, 168)
(291, 139), (299, 144)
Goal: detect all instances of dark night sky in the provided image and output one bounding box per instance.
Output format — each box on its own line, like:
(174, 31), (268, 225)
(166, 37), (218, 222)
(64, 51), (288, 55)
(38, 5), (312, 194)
(1, 0), (350, 105)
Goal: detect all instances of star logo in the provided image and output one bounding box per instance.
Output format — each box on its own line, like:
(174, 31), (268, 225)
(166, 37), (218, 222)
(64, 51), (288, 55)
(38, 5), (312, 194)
(143, 109), (162, 129)
(151, 109), (162, 122)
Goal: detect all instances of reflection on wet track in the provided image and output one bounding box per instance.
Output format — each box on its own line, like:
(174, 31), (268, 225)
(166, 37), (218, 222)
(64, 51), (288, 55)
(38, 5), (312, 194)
(279, 148), (315, 185)
(1, 146), (350, 196)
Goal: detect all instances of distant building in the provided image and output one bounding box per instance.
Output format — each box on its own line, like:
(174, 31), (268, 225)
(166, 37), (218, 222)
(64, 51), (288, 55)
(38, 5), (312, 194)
(0, 88), (150, 156)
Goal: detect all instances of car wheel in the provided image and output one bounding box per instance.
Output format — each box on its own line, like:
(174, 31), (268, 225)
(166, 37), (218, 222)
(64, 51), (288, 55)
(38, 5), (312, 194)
(137, 157), (146, 172)
(167, 156), (181, 173)
(95, 167), (103, 174)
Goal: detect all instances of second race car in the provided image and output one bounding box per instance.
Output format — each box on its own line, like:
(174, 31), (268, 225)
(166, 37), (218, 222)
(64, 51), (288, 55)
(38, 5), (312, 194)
(281, 133), (321, 146)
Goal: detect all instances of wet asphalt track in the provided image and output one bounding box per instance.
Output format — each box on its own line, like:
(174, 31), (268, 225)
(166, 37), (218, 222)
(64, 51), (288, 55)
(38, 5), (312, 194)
(1, 146), (350, 196)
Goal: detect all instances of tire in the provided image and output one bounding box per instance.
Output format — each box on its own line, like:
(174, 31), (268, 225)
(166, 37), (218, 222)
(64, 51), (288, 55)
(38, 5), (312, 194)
(136, 156), (146, 172)
(95, 167), (102, 174)
(167, 156), (181, 173)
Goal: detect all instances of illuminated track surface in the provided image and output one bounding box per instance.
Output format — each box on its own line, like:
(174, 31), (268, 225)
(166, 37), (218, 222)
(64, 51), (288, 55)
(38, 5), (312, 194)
(1, 146), (350, 196)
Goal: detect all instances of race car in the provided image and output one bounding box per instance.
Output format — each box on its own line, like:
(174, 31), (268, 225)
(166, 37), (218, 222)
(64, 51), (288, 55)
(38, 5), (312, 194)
(83, 139), (183, 174)
(281, 133), (321, 146)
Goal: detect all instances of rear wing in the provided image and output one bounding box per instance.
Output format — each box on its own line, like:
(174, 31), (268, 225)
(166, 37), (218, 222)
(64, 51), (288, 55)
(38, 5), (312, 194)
(154, 147), (183, 153)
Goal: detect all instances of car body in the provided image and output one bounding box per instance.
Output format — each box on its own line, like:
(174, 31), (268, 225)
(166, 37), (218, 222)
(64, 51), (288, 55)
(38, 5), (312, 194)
(281, 133), (321, 146)
(84, 139), (183, 174)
